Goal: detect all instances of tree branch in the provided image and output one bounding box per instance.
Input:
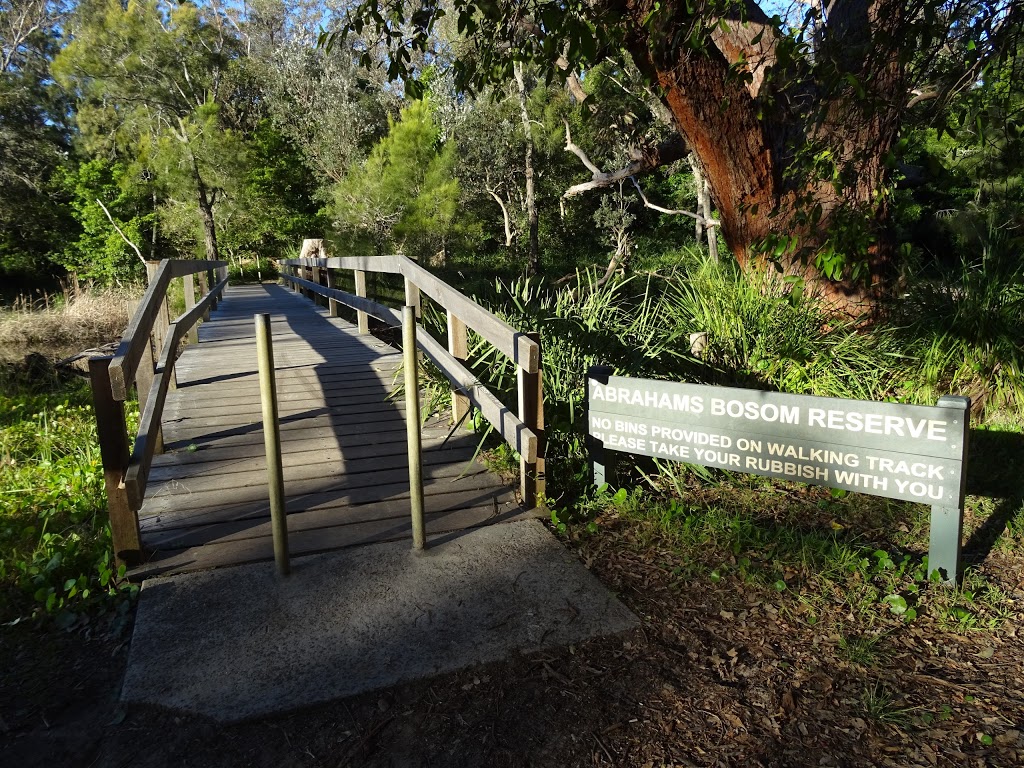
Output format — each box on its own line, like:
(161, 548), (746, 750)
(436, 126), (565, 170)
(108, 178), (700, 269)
(561, 123), (689, 199)
(485, 185), (515, 247)
(96, 198), (146, 269)
(629, 177), (719, 226)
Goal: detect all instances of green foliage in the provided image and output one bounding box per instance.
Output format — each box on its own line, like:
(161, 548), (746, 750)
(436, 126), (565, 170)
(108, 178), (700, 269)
(0, 367), (137, 625)
(658, 254), (899, 400)
(333, 99), (460, 261)
(53, 0), (249, 262)
(53, 158), (149, 284)
(892, 222), (1024, 414)
(0, 0), (73, 280)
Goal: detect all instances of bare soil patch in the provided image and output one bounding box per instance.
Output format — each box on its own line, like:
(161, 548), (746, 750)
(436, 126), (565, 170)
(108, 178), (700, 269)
(3, 513), (1022, 768)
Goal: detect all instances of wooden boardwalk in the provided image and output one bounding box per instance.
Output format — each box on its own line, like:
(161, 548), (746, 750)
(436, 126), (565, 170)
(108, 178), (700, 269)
(131, 283), (537, 578)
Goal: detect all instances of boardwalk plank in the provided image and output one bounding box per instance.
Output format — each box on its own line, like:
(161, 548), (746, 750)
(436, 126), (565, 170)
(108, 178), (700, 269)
(131, 503), (541, 579)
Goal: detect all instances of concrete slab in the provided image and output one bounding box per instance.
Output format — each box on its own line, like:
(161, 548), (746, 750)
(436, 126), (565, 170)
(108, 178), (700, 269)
(120, 520), (637, 722)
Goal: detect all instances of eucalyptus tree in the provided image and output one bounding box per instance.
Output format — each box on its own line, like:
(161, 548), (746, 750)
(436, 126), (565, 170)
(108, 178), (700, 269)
(332, 0), (1024, 310)
(0, 0), (71, 276)
(53, 0), (248, 263)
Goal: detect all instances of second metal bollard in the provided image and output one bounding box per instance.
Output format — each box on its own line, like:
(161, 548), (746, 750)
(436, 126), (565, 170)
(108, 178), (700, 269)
(403, 305), (426, 550)
(255, 313), (290, 575)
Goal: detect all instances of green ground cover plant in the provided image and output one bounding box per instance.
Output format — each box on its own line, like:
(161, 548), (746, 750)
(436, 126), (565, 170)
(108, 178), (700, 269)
(0, 358), (137, 629)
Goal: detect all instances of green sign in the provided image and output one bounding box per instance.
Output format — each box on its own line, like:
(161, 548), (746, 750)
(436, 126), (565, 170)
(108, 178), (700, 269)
(586, 368), (971, 581)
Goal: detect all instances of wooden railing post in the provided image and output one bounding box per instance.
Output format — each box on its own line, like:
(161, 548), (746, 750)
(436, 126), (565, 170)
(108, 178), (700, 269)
(256, 313), (290, 576)
(136, 335), (163, 456)
(354, 269), (369, 334)
(89, 356), (142, 564)
(207, 268), (218, 311)
(404, 276), (421, 320)
(140, 263), (169, 452)
(518, 332), (545, 509)
(325, 266), (341, 318)
(447, 311), (469, 425)
(145, 261), (166, 353)
(197, 270), (211, 320)
(311, 265), (323, 307)
(183, 273), (199, 344)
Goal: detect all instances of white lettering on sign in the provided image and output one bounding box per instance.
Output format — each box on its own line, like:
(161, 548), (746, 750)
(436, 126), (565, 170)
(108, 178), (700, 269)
(606, 434), (647, 451)
(766, 442), (860, 468)
(650, 425), (731, 447)
(834, 470), (890, 492)
(806, 408), (948, 442)
(694, 448), (741, 467)
(894, 479), (944, 500)
(865, 456), (944, 480)
(744, 457), (829, 481)
(590, 384), (705, 414)
(710, 398), (800, 424)
(614, 419), (648, 435)
(649, 441), (692, 459)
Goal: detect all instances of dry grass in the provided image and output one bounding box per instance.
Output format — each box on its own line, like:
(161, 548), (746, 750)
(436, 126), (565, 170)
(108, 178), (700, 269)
(0, 286), (139, 361)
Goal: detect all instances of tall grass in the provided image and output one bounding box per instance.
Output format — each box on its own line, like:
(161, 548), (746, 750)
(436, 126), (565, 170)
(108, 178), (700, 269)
(442, 247), (1020, 507)
(0, 285), (137, 360)
(891, 227), (1024, 415)
(423, 270), (681, 496)
(657, 256), (902, 400)
(436, 255), (905, 500)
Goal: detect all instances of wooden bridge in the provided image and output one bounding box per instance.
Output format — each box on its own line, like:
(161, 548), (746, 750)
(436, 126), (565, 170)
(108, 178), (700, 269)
(89, 251), (545, 577)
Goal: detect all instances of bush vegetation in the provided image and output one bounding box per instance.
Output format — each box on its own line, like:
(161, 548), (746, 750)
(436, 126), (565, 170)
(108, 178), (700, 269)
(0, 362), (137, 627)
(413, 240), (1024, 635)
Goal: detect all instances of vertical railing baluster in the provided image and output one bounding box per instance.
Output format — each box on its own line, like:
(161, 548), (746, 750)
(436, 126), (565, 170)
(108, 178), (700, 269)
(89, 356), (142, 564)
(446, 311), (469, 426)
(518, 333), (545, 509)
(256, 313), (290, 576)
(354, 269), (369, 334)
(404, 306), (426, 550)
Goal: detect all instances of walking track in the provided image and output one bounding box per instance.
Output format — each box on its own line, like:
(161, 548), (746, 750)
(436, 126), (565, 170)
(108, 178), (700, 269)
(131, 282), (539, 578)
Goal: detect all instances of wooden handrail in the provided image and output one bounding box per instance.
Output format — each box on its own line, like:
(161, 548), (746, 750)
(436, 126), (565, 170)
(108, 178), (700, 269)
(282, 273), (539, 463)
(109, 259), (227, 400)
(90, 259), (227, 563)
(124, 276), (229, 509)
(284, 255), (539, 373)
(280, 249), (545, 507)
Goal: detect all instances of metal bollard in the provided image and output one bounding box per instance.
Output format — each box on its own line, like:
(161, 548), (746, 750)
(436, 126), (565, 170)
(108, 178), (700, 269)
(403, 306), (426, 550)
(255, 313), (290, 575)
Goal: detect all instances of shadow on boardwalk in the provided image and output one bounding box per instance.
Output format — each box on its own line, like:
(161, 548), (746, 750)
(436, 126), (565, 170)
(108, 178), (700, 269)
(132, 282), (534, 577)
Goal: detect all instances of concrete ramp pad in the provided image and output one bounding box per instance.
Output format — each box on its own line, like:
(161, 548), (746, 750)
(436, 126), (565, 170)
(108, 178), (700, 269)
(120, 520), (637, 722)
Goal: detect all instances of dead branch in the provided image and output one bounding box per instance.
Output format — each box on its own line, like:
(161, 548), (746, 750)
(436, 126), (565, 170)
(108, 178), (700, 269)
(95, 198), (147, 269)
(561, 122), (689, 199)
(628, 178), (719, 227)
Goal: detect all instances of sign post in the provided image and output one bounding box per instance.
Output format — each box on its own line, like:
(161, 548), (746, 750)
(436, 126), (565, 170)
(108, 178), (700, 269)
(928, 396), (971, 582)
(586, 371), (971, 583)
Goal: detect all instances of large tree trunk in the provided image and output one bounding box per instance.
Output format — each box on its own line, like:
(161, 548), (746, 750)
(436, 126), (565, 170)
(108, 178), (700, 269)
(615, 0), (905, 313)
(194, 169), (220, 263)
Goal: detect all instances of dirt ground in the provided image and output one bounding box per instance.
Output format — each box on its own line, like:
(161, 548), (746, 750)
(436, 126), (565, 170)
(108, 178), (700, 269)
(2, 517), (1023, 768)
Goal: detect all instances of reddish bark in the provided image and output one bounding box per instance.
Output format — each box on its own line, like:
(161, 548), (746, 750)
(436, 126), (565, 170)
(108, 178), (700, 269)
(607, 0), (908, 312)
